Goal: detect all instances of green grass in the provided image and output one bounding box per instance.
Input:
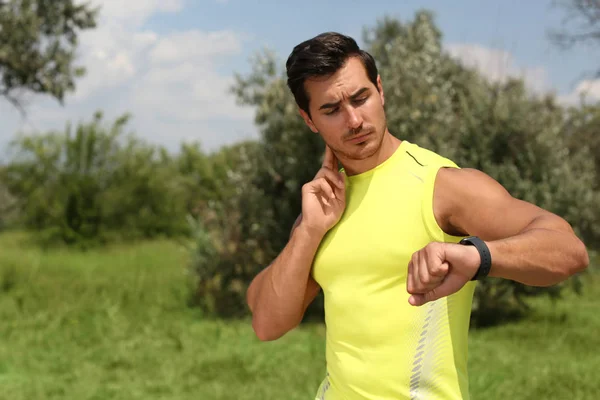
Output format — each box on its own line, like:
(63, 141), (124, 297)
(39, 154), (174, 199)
(0, 231), (598, 399)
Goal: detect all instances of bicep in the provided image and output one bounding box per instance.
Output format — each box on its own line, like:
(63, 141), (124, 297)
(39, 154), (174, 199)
(436, 168), (562, 241)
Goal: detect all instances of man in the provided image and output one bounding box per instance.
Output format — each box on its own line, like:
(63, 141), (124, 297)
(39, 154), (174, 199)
(246, 32), (589, 400)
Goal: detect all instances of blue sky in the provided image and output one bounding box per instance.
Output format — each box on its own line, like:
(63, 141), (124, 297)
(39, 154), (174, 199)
(161, 0), (594, 91)
(1, 0), (597, 157)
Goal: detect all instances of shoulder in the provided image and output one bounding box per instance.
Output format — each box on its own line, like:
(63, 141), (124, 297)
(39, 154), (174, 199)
(433, 167), (517, 237)
(400, 142), (514, 237)
(402, 141), (459, 171)
(435, 167), (513, 209)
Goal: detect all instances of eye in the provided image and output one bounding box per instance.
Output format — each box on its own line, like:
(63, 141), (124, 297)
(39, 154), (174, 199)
(324, 107), (339, 116)
(353, 97), (368, 105)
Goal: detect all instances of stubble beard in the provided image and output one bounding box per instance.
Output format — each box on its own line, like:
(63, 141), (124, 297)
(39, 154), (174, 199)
(335, 118), (388, 162)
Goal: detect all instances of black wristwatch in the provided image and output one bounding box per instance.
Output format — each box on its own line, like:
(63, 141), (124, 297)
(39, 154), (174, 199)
(459, 236), (492, 281)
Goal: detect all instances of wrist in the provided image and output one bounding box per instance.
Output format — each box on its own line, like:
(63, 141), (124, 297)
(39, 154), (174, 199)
(295, 222), (326, 244)
(463, 245), (481, 277)
(484, 240), (500, 278)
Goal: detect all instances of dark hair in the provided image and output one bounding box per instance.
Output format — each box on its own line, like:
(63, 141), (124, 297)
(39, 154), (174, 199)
(285, 32), (379, 117)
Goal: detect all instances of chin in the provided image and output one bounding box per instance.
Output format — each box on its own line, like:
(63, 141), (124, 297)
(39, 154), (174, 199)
(346, 135), (381, 160)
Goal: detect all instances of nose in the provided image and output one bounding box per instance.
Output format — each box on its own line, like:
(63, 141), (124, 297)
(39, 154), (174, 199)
(346, 106), (363, 131)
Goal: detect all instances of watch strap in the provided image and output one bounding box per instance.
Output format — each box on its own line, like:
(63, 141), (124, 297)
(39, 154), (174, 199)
(459, 236), (492, 281)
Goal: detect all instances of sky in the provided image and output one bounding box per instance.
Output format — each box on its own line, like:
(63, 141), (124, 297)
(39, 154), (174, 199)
(0, 0), (598, 156)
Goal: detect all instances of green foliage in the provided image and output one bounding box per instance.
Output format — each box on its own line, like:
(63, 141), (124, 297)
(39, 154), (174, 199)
(0, 175), (18, 230)
(232, 51), (325, 252)
(0, 232), (599, 399)
(363, 13), (482, 155)
(190, 11), (600, 323)
(2, 112), (191, 247)
(563, 103), (600, 186)
(186, 52), (327, 318)
(0, 0), (98, 110)
(187, 140), (277, 317)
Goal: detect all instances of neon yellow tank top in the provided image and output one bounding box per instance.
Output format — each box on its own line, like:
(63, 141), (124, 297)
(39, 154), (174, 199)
(312, 140), (476, 400)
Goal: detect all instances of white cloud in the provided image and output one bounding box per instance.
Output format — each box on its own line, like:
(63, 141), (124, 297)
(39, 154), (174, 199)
(82, 0), (185, 26)
(149, 30), (241, 64)
(446, 43), (549, 94)
(1, 0), (257, 154)
(445, 43), (600, 108)
(131, 57), (251, 122)
(558, 79), (600, 105)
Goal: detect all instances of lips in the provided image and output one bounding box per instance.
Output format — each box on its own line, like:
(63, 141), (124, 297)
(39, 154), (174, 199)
(347, 132), (371, 143)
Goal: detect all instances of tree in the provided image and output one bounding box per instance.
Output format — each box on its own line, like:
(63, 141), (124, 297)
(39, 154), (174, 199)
(550, 0), (600, 47)
(190, 11), (600, 323)
(548, 0), (600, 236)
(549, 0), (600, 77)
(0, 0), (98, 112)
(187, 140), (273, 316)
(563, 103), (600, 184)
(364, 12), (600, 324)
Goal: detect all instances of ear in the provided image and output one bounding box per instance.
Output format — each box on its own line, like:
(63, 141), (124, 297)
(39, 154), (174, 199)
(377, 75), (385, 106)
(299, 108), (319, 133)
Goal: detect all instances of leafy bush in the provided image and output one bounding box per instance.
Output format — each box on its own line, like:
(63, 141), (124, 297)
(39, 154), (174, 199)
(2, 112), (191, 247)
(189, 11), (600, 324)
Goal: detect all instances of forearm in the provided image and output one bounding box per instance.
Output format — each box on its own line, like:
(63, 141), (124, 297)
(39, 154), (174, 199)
(486, 216), (589, 286)
(247, 225), (323, 340)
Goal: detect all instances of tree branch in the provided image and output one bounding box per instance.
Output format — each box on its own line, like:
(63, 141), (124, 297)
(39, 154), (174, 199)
(1, 87), (27, 117)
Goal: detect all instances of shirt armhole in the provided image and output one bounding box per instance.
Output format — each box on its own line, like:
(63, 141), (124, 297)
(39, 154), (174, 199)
(421, 162), (467, 244)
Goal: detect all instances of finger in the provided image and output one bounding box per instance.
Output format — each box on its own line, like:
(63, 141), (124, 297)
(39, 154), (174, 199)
(312, 177), (336, 200)
(322, 145), (338, 170)
(408, 293), (425, 307)
(427, 244), (450, 278)
(419, 256), (445, 291)
(302, 179), (335, 205)
(408, 253), (421, 294)
(430, 261), (450, 278)
(409, 273), (467, 306)
(417, 251), (432, 292)
(318, 192), (331, 207)
(413, 251), (430, 294)
(407, 260), (415, 294)
(318, 168), (345, 190)
(332, 184), (345, 205)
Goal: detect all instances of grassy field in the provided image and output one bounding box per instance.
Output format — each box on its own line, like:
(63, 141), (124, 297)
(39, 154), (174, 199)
(0, 231), (598, 400)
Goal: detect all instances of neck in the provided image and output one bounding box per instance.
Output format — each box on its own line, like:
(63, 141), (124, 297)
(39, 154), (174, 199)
(340, 131), (401, 176)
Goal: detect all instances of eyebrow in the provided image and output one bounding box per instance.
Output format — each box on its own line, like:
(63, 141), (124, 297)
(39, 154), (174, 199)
(318, 87), (370, 110)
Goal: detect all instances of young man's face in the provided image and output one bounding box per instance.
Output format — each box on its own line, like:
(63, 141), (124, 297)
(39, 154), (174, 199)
(300, 56), (387, 162)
